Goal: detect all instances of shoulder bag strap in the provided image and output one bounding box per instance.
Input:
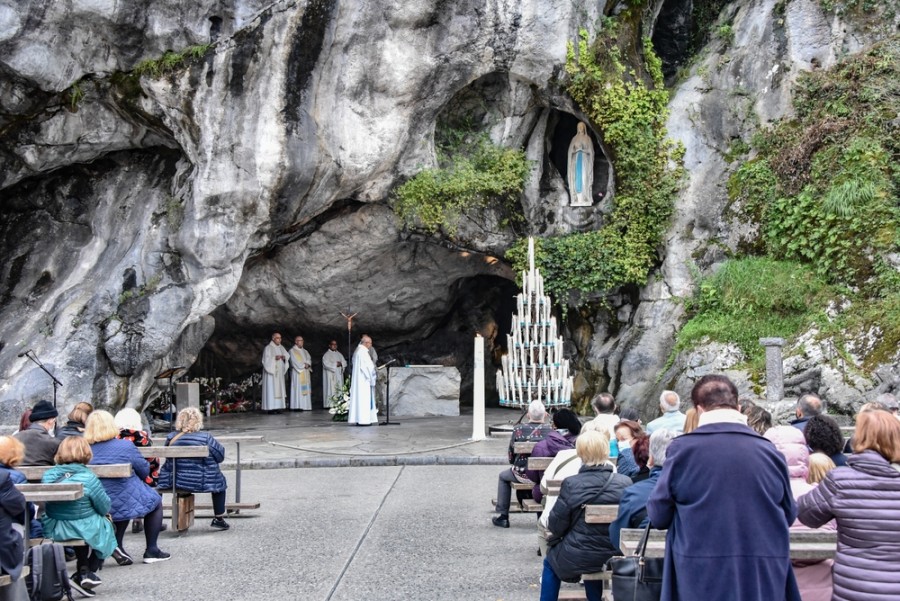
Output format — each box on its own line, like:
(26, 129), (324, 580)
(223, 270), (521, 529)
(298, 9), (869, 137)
(165, 432), (187, 447)
(541, 454), (579, 495)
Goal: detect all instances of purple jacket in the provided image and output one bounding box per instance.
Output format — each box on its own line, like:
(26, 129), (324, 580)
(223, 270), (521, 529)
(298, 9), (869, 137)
(797, 450), (900, 601)
(526, 430), (576, 501)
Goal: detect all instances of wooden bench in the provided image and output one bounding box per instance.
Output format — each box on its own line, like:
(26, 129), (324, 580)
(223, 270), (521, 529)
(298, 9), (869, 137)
(142, 445), (208, 532)
(618, 527), (838, 560)
(16, 482), (88, 548)
(150, 435), (263, 513)
(17, 463), (133, 482)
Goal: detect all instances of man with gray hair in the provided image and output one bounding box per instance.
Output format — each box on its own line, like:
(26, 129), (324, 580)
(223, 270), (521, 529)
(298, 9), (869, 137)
(791, 393), (823, 432)
(492, 400), (553, 528)
(647, 390), (686, 434)
(609, 428), (677, 548)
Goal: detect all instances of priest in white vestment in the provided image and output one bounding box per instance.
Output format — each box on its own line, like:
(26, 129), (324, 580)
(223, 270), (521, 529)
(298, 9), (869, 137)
(322, 340), (346, 408)
(289, 335), (313, 411)
(348, 335), (378, 425)
(261, 332), (289, 412)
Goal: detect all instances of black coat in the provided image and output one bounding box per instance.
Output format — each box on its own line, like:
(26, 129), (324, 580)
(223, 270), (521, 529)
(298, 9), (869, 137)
(547, 464), (632, 581)
(0, 470), (26, 580)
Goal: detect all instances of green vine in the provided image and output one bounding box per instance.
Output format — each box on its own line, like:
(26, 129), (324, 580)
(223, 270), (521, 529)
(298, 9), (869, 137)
(509, 24), (683, 308)
(392, 132), (530, 235)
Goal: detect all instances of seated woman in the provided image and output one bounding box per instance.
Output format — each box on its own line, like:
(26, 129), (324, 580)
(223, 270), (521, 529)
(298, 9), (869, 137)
(84, 411), (169, 565)
(613, 420), (644, 478)
(114, 408), (160, 534)
(0, 436), (42, 539)
(798, 409), (900, 601)
(55, 402), (94, 440)
(804, 414), (848, 467)
(540, 430), (632, 601)
(158, 407), (230, 531)
(41, 437), (117, 594)
(525, 409), (582, 503)
(765, 426), (834, 601)
(0, 458), (27, 601)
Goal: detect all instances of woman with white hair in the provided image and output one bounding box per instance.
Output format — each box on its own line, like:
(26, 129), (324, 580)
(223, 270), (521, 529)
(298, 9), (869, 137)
(115, 408), (161, 534)
(540, 430), (632, 601)
(158, 407), (230, 531)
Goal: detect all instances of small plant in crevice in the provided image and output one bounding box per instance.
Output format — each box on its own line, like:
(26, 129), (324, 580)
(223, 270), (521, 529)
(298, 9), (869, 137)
(133, 44), (211, 79)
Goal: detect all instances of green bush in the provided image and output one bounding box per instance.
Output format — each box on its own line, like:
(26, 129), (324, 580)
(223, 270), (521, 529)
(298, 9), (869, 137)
(392, 133), (530, 235)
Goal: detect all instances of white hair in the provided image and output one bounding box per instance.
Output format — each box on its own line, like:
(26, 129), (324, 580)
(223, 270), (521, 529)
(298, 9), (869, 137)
(114, 407), (144, 432)
(659, 390), (680, 412)
(527, 400), (547, 422)
(649, 429), (677, 467)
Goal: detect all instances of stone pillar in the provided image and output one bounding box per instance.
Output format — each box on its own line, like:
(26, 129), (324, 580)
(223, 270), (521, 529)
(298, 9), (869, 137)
(471, 335), (486, 441)
(759, 337), (786, 403)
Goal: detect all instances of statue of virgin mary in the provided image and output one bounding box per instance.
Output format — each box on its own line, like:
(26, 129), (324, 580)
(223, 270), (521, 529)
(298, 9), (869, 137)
(567, 121), (594, 206)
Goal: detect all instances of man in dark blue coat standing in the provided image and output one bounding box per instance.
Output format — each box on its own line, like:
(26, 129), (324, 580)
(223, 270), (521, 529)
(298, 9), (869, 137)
(647, 375), (801, 601)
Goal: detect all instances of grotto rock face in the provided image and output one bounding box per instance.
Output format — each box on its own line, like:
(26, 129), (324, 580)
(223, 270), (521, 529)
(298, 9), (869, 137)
(0, 0), (610, 421)
(600, 0), (899, 413)
(0, 0), (896, 424)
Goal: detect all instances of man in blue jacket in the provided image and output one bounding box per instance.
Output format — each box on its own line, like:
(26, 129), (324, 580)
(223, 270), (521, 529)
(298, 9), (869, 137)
(647, 374), (801, 601)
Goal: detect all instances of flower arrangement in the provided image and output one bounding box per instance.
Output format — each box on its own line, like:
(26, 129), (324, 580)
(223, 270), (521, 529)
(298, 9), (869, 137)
(329, 378), (351, 422)
(195, 373), (262, 414)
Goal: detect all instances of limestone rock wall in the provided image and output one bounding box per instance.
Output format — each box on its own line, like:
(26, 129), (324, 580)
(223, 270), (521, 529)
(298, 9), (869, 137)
(0, 0), (895, 423)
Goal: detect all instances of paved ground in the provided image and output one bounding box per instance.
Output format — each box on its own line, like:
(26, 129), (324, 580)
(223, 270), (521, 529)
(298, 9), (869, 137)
(62, 406), (574, 600)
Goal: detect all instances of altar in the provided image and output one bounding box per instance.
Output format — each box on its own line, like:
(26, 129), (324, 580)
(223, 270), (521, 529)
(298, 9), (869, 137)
(388, 366), (460, 417)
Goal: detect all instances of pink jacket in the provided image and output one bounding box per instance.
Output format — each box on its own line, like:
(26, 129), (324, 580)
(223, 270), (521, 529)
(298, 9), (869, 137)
(765, 426), (834, 601)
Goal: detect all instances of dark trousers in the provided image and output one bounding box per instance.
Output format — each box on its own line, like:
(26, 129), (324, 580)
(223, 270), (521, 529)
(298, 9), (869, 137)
(495, 468), (518, 516)
(114, 498), (163, 553)
(74, 546), (103, 573)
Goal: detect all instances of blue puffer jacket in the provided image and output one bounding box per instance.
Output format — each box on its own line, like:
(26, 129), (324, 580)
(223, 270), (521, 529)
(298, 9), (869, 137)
(89, 438), (161, 520)
(158, 431), (227, 493)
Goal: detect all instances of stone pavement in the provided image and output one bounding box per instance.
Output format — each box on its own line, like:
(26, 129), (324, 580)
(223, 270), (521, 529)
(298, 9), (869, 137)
(80, 405), (558, 601)
(203, 405), (521, 469)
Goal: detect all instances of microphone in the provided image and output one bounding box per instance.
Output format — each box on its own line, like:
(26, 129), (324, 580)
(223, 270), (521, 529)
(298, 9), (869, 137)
(17, 349), (31, 357)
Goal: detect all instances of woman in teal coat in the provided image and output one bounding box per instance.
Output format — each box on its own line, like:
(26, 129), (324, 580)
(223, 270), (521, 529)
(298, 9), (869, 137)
(41, 437), (117, 592)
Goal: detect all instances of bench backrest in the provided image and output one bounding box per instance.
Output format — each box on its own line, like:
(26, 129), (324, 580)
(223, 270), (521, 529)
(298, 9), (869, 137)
(15, 483), (84, 502)
(618, 528), (837, 560)
(137, 446), (208, 459)
(584, 504), (620, 524)
(18, 463), (133, 482)
(513, 442), (537, 454)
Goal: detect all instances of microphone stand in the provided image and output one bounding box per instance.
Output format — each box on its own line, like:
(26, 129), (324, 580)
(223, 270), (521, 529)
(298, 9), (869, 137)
(22, 351), (64, 408)
(378, 359), (399, 426)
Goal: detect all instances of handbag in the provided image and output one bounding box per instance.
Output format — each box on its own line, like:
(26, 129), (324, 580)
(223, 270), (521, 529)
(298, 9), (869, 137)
(606, 523), (664, 601)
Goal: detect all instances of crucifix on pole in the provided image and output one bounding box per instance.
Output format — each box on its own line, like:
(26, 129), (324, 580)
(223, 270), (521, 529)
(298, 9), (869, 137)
(340, 310), (358, 359)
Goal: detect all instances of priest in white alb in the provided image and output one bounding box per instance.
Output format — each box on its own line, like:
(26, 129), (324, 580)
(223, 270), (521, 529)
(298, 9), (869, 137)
(348, 335), (378, 425)
(289, 335), (312, 411)
(261, 332), (289, 413)
(322, 339), (346, 408)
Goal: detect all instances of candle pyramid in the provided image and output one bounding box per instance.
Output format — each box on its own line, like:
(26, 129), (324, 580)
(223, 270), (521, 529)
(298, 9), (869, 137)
(497, 237), (573, 408)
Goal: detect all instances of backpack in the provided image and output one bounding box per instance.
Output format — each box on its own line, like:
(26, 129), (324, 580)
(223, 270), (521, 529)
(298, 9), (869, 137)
(25, 542), (73, 601)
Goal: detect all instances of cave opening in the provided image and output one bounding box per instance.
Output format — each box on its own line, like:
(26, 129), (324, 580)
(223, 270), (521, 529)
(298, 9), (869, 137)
(188, 273), (520, 409)
(547, 111), (611, 204)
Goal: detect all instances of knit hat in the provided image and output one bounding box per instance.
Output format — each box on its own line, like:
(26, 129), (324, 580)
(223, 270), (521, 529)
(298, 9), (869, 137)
(30, 400), (58, 422)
